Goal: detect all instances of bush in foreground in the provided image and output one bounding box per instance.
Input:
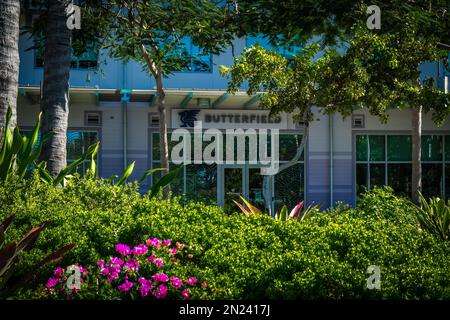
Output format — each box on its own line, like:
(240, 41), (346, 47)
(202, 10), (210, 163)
(1, 175), (450, 299)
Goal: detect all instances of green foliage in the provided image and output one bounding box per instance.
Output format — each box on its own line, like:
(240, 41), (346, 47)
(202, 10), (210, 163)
(416, 192), (450, 241)
(0, 214), (74, 297)
(221, 44), (323, 122)
(104, 0), (236, 76)
(356, 186), (419, 225)
(2, 177), (450, 299)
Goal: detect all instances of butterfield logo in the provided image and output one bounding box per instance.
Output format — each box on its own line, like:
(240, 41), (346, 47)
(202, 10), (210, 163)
(66, 4), (81, 30)
(179, 110), (200, 128)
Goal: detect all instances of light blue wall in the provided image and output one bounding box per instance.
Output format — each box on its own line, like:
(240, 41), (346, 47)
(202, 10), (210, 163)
(18, 34), (246, 91)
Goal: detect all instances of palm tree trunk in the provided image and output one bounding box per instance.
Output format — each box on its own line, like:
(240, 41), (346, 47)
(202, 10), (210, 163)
(0, 0), (20, 133)
(40, 0), (72, 177)
(155, 72), (170, 197)
(411, 105), (422, 204)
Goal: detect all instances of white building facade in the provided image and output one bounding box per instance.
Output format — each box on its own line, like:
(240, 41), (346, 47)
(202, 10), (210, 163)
(16, 21), (450, 210)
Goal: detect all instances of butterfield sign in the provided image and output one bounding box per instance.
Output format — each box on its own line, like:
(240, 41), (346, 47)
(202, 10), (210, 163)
(172, 109), (290, 129)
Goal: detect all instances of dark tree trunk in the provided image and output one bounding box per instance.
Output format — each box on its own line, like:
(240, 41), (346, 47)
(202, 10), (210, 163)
(40, 0), (72, 177)
(411, 105), (422, 205)
(0, 0), (20, 132)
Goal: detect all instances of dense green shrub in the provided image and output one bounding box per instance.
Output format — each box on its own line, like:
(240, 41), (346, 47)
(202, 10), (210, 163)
(1, 175), (450, 299)
(355, 186), (419, 225)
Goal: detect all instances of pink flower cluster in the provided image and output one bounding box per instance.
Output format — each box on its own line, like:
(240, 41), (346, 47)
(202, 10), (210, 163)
(45, 238), (207, 300)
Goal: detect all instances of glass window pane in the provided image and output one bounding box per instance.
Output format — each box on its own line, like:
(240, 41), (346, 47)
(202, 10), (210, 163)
(278, 134), (303, 161)
(445, 136), (450, 161)
(356, 164), (368, 196)
(445, 165), (450, 200)
(422, 164), (443, 198)
(388, 164), (411, 196)
(185, 164), (217, 203)
(356, 135), (368, 161)
(370, 163), (385, 188)
(368, 135), (385, 161)
(274, 163), (304, 211)
(388, 135), (411, 161)
(421, 135), (442, 161)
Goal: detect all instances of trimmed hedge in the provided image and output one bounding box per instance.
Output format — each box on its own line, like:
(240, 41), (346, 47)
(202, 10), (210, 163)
(1, 174), (450, 299)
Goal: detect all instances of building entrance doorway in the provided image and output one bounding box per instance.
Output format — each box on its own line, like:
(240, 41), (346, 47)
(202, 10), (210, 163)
(218, 164), (269, 213)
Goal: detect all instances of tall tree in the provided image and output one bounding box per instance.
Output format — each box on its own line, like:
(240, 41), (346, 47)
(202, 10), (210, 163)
(234, 0), (450, 203)
(0, 0), (20, 133)
(39, 0), (73, 177)
(102, 0), (236, 193)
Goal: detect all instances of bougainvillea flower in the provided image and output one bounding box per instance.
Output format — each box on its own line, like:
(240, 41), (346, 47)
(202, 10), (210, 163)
(53, 267), (64, 277)
(78, 265), (89, 275)
(124, 259), (139, 272)
(155, 258), (164, 267)
(169, 248), (178, 255)
(132, 244), (148, 256)
(170, 276), (183, 288)
(181, 289), (190, 300)
(115, 244), (131, 256)
(187, 277), (198, 286)
(45, 277), (59, 289)
(147, 254), (155, 263)
(118, 280), (134, 292)
(152, 273), (169, 283)
(97, 260), (105, 268)
(154, 284), (168, 299)
(110, 257), (124, 266)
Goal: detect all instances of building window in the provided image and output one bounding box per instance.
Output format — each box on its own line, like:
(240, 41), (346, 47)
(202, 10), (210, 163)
(23, 129), (99, 174)
(356, 134), (449, 200)
(150, 132), (305, 209)
(175, 37), (212, 73)
(35, 42), (99, 69)
(67, 131), (99, 173)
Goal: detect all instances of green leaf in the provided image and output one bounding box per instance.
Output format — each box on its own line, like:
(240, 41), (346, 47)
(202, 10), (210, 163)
(115, 161), (135, 186)
(149, 165), (185, 198)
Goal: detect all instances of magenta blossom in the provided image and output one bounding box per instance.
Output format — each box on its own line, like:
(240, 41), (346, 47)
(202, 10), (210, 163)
(97, 260), (105, 268)
(45, 277), (59, 289)
(118, 280), (134, 292)
(124, 259), (139, 272)
(181, 289), (190, 300)
(154, 284), (168, 299)
(115, 244), (131, 256)
(147, 254), (155, 263)
(169, 248), (178, 255)
(187, 277), (198, 286)
(110, 257), (124, 266)
(53, 267), (64, 277)
(170, 276), (183, 288)
(78, 265), (89, 275)
(163, 239), (171, 247)
(132, 244), (148, 256)
(154, 259), (164, 267)
(152, 273), (169, 283)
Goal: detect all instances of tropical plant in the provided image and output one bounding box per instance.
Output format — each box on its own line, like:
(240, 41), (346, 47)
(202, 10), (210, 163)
(234, 196), (321, 221)
(0, 214), (74, 296)
(415, 192), (450, 241)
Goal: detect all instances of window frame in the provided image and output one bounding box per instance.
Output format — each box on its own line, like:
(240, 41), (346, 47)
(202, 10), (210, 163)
(354, 131), (450, 201)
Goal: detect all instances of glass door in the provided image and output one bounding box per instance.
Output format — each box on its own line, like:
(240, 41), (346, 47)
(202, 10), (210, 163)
(223, 166), (244, 213)
(248, 167), (266, 212)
